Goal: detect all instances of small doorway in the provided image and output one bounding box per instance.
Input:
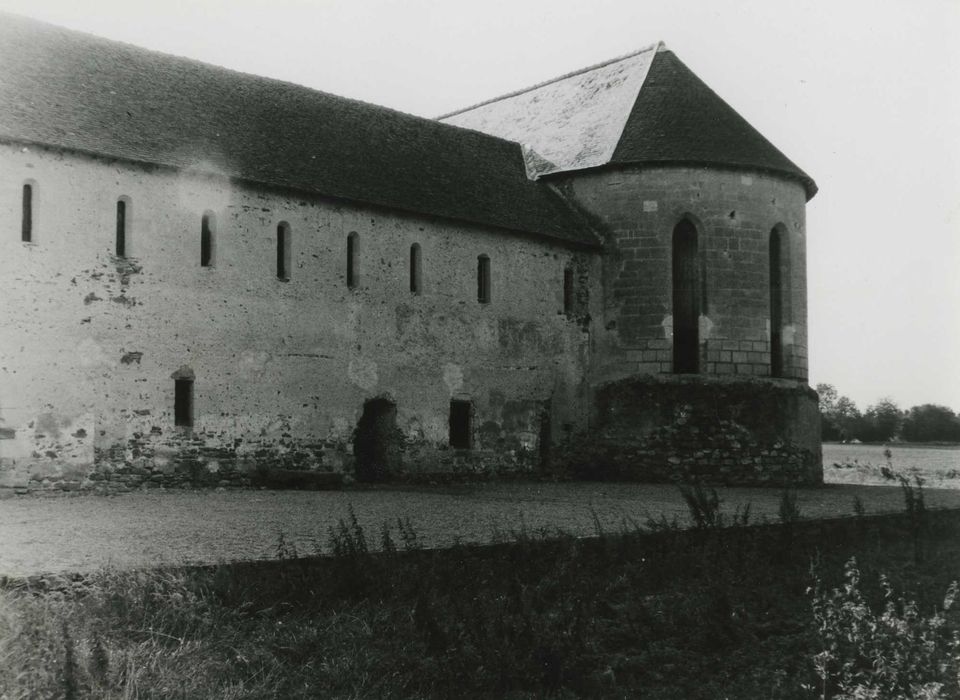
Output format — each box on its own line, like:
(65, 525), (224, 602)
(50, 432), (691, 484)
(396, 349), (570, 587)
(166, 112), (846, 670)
(354, 398), (400, 482)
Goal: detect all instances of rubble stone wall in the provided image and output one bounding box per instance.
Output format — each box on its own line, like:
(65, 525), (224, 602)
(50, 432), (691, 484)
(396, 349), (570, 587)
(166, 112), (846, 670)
(562, 375), (822, 486)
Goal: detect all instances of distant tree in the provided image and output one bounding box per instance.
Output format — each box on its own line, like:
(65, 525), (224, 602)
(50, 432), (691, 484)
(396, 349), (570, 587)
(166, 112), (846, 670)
(817, 384), (842, 441)
(834, 396), (862, 441)
(817, 383), (838, 414)
(856, 398), (903, 442)
(901, 404), (960, 443)
(817, 384), (862, 441)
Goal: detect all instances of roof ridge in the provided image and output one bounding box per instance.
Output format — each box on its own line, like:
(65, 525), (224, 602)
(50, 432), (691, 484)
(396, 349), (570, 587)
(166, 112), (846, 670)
(0, 11), (499, 141)
(436, 41), (665, 120)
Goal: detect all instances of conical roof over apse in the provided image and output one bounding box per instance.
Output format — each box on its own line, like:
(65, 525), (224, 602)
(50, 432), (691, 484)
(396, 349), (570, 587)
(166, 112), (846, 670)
(440, 44), (816, 199)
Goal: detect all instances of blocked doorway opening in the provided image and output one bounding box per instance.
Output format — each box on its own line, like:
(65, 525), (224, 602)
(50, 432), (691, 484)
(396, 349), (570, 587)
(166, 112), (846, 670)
(354, 398), (401, 482)
(449, 399), (472, 449)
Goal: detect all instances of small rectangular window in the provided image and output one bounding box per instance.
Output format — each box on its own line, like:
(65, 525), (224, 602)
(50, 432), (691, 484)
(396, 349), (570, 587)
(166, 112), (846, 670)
(201, 214), (214, 267)
(174, 379), (194, 427)
(477, 255), (491, 304)
(563, 267), (574, 315)
(449, 400), (472, 449)
(277, 223), (291, 280)
(410, 243), (422, 294)
(347, 232), (359, 289)
(21, 184), (32, 242)
(116, 200), (127, 257)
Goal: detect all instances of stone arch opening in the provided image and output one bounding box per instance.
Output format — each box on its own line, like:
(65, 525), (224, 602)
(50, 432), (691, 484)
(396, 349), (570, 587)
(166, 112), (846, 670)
(672, 218), (701, 373)
(354, 397), (401, 482)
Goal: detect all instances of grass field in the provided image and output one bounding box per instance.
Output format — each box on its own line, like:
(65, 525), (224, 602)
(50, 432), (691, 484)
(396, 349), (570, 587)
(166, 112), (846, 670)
(824, 443), (960, 487)
(3, 488), (960, 699)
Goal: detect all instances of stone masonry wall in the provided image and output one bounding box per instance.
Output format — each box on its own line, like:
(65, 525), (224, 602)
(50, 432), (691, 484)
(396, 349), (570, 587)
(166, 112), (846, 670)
(0, 143), (601, 491)
(562, 374), (822, 486)
(558, 166), (809, 385)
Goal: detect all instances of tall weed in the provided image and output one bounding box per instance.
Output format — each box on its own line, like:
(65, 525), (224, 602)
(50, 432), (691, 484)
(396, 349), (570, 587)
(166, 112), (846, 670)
(679, 483), (723, 529)
(678, 482), (752, 529)
(899, 474), (927, 564)
(808, 557), (960, 699)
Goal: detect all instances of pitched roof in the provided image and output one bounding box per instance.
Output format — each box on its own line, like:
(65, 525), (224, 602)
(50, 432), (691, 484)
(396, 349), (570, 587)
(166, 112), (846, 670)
(441, 45), (817, 199)
(440, 45), (659, 176)
(0, 13), (600, 246)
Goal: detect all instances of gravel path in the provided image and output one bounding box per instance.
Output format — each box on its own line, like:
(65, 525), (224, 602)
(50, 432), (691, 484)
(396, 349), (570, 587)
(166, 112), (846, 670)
(3, 482), (960, 578)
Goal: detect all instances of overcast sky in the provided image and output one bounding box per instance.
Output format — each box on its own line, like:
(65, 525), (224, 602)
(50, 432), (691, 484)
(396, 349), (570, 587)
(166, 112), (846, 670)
(2, 0), (958, 412)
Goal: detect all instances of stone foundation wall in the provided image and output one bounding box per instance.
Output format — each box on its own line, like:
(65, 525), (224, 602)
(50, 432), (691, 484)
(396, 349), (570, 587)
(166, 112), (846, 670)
(561, 375), (822, 486)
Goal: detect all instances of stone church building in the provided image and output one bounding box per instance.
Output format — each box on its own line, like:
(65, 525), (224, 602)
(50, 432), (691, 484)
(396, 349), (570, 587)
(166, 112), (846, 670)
(0, 14), (821, 491)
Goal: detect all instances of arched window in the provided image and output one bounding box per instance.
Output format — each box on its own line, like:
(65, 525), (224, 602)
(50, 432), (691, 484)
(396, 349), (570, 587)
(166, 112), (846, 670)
(477, 254), (491, 304)
(769, 226), (787, 377)
(200, 212), (216, 267)
(116, 198), (130, 257)
(347, 232), (359, 289)
(276, 222), (291, 280)
(672, 219), (700, 373)
(21, 183), (33, 242)
(410, 243), (422, 294)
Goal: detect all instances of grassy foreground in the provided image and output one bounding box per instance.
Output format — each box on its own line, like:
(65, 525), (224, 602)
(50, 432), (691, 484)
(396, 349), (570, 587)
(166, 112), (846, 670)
(2, 485), (960, 699)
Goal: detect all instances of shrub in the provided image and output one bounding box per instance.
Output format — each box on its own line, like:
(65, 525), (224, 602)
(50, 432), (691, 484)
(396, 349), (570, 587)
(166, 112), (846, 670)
(808, 557), (960, 699)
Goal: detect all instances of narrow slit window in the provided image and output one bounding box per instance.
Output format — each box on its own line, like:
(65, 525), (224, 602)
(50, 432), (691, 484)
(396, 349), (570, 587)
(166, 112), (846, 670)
(116, 199), (127, 257)
(672, 219), (700, 373)
(563, 267), (574, 315)
(449, 400), (472, 449)
(200, 213), (215, 267)
(477, 255), (491, 304)
(174, 379), (194, 427)
(21, 183), (33, 242)
(410, 243), (422, 294)
(769, 227), (785, 378)
(276, 222), (291, 280)
(347, 232), (359, 289)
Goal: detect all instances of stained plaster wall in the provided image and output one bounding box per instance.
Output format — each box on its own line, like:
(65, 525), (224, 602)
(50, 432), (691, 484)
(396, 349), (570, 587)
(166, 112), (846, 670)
(559, 166), (809, 385)
(0, 143), (600, 489)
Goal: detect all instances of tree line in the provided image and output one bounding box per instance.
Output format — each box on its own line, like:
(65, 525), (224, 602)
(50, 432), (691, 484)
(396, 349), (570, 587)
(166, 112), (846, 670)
(817, 383), (960, 443)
